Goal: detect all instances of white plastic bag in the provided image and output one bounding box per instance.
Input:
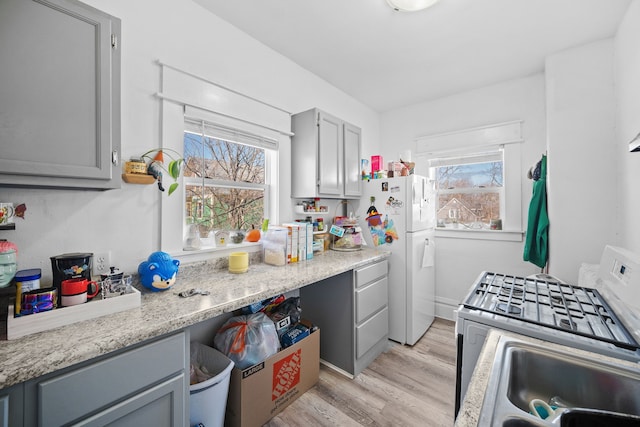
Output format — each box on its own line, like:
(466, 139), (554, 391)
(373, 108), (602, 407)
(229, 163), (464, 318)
(189, 341), (214, 385)
(214, 312), (280, 369)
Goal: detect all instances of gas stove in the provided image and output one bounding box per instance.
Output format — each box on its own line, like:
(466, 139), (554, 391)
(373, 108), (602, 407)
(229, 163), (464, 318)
(454, 246), (640, 416)
(462, 272), (638, 351)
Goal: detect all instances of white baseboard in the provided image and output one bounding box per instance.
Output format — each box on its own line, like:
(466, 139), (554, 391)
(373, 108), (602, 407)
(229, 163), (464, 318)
(435, 296), (459, 322)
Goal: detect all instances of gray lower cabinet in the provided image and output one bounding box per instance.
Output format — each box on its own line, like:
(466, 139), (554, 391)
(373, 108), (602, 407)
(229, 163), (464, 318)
(0, 0), (121, 190)
(300, 259), (388, 377)
(0, 383), (24, 427)
(15, 331), (189, 427)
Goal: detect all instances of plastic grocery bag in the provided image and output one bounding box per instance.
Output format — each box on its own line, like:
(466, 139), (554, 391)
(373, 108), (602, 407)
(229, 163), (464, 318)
(265, 297), (301, 338)
(214, 312), (280, 370)
(189, 341), (215, 385)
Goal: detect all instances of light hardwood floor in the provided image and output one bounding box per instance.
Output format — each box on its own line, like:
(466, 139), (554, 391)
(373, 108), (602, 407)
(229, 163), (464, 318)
(265, 318), (457, 427)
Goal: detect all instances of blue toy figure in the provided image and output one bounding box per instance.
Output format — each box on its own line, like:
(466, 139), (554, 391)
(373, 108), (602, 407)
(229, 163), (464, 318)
(138, 251), (180, 292)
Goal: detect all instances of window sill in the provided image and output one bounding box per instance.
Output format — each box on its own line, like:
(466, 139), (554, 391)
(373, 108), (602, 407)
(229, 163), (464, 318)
(170, 241), (262, 264)
(435, 228), (524, 242)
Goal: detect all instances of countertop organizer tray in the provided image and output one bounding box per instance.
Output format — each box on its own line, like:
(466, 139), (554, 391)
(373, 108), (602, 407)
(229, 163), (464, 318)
(5, 287), (141, 340)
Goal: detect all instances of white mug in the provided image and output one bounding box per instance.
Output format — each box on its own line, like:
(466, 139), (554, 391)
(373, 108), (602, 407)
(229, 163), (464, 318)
(0, 203), (14, 225)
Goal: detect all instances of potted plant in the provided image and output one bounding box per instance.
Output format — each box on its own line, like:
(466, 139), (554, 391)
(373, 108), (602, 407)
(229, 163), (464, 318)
(138, 148), (184, 196)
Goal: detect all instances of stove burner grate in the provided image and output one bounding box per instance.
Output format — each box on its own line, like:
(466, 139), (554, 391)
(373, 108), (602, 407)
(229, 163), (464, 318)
(558, 318), (578, 331)
(499, 286), (524, 298)
(495, 302), (523, 316)
(463, 271), (640, 352)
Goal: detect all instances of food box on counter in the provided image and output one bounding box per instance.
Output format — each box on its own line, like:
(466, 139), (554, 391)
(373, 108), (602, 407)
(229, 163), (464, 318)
(225, 326), (320, 427)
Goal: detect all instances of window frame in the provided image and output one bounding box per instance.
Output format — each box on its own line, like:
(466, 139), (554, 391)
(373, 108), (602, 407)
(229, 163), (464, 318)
(415, 121), (524, 241)
(157, 63), (291, 261)
(433, 150), (505, 229)
(182, 124), (273, 244)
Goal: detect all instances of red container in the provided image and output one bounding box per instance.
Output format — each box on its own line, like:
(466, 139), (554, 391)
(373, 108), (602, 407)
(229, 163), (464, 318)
(371, 155), (383, 173)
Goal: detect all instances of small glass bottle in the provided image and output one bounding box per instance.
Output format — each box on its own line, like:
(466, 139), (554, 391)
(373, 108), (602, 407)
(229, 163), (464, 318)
(317, 218), (324, 231)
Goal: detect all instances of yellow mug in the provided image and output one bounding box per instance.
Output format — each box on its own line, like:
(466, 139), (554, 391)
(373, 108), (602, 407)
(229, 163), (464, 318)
(229, 252), (248, 274)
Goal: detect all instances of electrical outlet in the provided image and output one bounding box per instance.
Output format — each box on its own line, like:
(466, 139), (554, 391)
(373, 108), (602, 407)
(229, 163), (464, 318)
(94, 251), (112, 276)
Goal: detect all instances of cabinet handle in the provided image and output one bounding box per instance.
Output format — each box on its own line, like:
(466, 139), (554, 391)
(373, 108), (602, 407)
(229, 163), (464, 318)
(112, 150), (119, 166)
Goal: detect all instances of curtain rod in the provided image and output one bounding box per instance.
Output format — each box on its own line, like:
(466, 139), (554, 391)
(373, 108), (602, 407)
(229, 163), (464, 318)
(155, 92), (294, 137)
(156, 59), (291, 115)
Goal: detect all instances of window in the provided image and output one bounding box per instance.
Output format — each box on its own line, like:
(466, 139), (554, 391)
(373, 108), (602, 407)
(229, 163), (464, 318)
(158, 62), (291, 255)
(416, 121), (523, 238)
(433, 150), (504, 229)
(183, 119), (273, 241)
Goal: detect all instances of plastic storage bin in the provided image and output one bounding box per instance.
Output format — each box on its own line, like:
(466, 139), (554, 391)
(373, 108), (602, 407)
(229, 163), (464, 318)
(190, 342), (235, 427)
(263, 227), (288, 266)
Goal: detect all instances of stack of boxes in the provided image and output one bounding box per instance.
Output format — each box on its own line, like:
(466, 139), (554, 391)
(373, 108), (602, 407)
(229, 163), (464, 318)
(264, 222), (314, 266)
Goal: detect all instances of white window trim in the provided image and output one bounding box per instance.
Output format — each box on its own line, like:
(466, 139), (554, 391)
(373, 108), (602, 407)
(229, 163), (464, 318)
(416, 121), (524, 242)
(157, 61), (290, 263)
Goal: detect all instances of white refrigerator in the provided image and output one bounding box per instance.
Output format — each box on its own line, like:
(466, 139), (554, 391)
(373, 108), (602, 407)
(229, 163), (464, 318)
(360, 175), (436, 345)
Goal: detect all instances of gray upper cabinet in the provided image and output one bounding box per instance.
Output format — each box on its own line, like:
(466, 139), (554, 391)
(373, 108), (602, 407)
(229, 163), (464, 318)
(291, 108), (362, 199)
(0, 0), (121, 190)
(343, 122), (362, 198)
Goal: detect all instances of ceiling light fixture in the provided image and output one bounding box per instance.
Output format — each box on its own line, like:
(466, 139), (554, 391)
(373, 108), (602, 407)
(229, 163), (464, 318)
(386, 0), (440, 12)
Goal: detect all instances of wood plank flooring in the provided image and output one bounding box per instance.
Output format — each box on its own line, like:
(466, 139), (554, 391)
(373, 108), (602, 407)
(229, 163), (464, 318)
(265, 318), (457, 427)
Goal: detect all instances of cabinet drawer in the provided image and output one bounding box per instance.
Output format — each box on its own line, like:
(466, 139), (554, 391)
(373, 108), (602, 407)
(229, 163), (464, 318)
(355, 260), (387, 289)
(355, 277), (388, 324)
(38, 332), (186, 426)
(356, 307), (388, 359)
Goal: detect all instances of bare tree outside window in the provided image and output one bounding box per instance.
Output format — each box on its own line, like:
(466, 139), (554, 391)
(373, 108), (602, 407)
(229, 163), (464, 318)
(184, 132), (266, 237)
(435, 160), (503, 228)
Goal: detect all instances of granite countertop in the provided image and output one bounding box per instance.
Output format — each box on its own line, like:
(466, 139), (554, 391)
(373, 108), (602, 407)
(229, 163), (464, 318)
(455, 329), (640, 426)
(0, 248), (389, 389)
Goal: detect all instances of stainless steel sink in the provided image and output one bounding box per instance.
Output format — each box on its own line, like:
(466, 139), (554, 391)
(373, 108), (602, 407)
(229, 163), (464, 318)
(478, 336), (640, 426)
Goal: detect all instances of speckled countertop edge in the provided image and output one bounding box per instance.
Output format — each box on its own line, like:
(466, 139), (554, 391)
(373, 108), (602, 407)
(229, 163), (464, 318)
(455, 330), (640, 427)
(0, 248), (389, 389)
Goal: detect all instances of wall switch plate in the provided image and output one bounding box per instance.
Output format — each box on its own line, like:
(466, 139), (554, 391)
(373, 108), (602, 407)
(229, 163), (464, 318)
(94, 251), (112, 276)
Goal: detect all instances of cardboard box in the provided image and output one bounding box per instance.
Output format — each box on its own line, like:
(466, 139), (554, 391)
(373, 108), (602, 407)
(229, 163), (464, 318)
(225, 329), (320, 427)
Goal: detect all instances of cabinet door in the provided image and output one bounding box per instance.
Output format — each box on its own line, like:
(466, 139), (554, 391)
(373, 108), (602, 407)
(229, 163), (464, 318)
(317, 111), (343, 196)
(0, 384), (23, 427)
(0, 0), (121, 189)
(343, 122), (362, 198)
(74, 374), (186, 427)
(34, 332), (186, 426)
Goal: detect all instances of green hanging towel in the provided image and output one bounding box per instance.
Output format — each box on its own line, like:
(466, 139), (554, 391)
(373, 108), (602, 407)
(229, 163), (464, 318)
(523, 155), (549, 268)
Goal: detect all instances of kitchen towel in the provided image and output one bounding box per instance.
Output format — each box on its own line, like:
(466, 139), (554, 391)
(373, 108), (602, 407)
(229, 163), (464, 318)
(523, 155), (549, 268)
(422, 238), (434, 268)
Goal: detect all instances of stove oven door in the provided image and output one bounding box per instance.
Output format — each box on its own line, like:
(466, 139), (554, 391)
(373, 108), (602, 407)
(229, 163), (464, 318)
(455, 318), (492, 417)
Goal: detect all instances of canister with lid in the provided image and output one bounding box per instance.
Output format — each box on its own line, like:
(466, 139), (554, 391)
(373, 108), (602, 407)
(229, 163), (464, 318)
(15, 268), (41, 315)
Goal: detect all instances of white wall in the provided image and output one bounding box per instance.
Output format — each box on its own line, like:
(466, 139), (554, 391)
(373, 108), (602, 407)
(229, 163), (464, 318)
(615, 1), (640, 254)
(380, 75), (547, 319)
(545, 40), (618, 283)
(0, 0), (379, 281)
